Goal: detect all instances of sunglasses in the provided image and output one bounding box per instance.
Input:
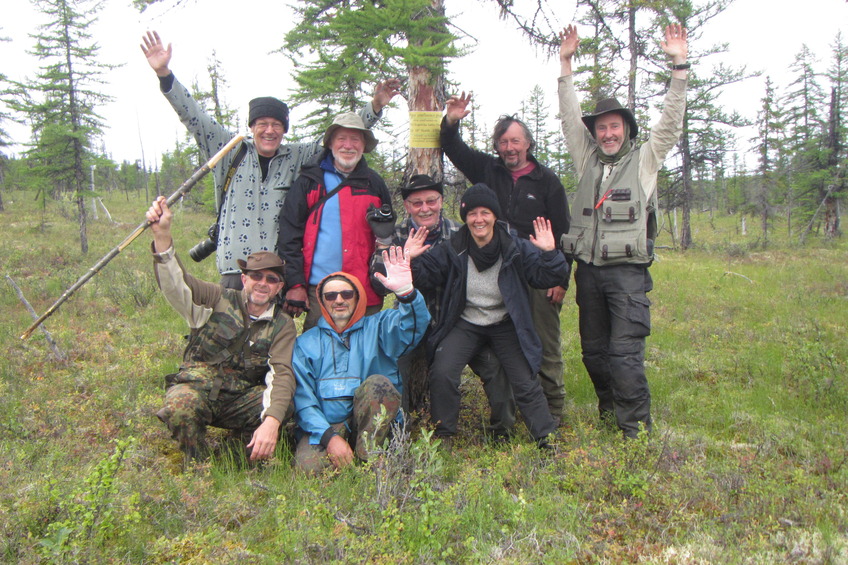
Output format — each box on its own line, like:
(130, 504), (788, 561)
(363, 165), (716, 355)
(323, 290), (356, 302)
(246, 272), (282, 285)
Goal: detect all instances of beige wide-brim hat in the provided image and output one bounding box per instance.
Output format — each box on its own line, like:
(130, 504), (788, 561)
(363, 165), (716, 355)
(322, 112), (379, 153)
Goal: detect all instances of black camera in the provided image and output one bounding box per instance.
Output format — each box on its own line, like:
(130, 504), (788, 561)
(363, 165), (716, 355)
(373, 204), (394, 221)
(189, 223), (219, 262)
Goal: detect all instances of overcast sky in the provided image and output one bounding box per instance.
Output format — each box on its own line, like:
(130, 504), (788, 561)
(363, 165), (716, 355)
(2, 0), (846, 172)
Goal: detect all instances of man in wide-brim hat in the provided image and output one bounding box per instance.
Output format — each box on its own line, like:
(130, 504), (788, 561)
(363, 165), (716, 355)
(557, 23), (690, 438)
(278, 112), (394, 332)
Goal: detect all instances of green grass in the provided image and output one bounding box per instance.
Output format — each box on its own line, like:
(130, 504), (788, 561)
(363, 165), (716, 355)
(0, 190), (846, 563)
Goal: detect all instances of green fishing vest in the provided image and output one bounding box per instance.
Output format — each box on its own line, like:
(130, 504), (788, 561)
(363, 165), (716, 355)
(561, 148), (658, 266)
(180, 290), (287, 391)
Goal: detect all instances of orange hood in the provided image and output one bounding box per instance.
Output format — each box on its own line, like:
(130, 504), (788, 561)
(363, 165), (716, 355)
(317, 271), (368, 333)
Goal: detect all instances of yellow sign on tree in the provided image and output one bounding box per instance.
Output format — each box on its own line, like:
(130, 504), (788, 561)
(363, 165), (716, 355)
(409, 111), (442, 148)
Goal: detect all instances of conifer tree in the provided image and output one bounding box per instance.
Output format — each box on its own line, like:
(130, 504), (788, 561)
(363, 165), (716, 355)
(782, 44), (828, 237)
(821, 32), (846, 238)
(0, 32), (14, 213)
(12, 0), (114, 253)
(520, 84), (557, 166)
(753, 76), (787, 247)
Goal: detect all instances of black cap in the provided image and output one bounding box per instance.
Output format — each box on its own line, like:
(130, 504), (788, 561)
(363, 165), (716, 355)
(248, 97), (289, 132)
(401, 174), (443, 199)
(459, 183), (502, 222)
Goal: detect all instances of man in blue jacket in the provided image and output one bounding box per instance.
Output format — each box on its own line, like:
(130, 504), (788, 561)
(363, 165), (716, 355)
(292, 247), (430, 474)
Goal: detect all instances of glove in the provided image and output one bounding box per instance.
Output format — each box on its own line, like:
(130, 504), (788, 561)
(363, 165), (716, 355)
(366, 203), (396, 243)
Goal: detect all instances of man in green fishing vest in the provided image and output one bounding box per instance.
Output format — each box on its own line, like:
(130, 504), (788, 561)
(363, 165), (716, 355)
(557, 23), (689, 437)
(146, 196), (297, 462)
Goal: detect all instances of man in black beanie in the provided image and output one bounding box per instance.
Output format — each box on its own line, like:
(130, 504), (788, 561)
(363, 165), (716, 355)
(141, 30), (401, 289)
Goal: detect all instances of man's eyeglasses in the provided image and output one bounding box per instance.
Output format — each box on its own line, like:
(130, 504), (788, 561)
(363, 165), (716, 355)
(407, 197), (441, 210)
(323, 290), (356, 302)
(253, 120), (284, 132)
(246, 272), (282, 285)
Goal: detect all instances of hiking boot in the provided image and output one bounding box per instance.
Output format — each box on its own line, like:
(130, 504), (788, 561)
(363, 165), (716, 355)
(435, 435), (454, 453)
(536, 430), (562, 453)
(487, 433), (511, 447)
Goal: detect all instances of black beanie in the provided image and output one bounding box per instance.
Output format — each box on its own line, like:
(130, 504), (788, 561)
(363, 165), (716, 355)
(248, 97), (289, 131)
(460, 183), (502, 222)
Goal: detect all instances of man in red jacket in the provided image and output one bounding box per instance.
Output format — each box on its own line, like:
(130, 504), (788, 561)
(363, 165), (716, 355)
(278, 112), (393, 331)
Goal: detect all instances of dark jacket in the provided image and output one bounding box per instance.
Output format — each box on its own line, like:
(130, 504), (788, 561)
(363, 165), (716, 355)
(440, 118), (571, 287)
(278, 150), (391, 307)
(411, 223), (569, 374)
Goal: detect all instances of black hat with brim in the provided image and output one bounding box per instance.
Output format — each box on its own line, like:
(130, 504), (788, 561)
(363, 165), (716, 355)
(401, 174), (443, 199)
(581, 98), (638, 139)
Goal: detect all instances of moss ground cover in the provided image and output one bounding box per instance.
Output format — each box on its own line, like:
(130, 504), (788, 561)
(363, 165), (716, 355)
(0, 191), (845, 563)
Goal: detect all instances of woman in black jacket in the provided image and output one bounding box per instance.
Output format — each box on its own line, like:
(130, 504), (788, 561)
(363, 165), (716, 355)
(408, 184), (569, 448)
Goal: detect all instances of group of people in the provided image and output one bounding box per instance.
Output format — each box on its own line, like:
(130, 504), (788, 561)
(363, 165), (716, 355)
(140, 22), (689, 471)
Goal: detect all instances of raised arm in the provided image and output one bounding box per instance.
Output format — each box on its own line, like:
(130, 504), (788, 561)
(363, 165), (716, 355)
(558, 25), (580, 77)
(140, 31), (172, 78)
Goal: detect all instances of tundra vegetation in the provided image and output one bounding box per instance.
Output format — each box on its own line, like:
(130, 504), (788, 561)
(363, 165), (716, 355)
(0, 188), (845, 563)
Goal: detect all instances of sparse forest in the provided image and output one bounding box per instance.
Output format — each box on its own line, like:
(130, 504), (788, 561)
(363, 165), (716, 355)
(0, 0), (845, 562)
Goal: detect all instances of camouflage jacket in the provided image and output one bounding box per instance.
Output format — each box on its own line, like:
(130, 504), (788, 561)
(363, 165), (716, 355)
(152, 244), (296, 423)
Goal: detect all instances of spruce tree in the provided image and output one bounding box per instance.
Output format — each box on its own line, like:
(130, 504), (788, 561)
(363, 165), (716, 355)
(12, 0), (115, 253)
(782, 44), (828, 237)
(821, 32), (846, 238)
(753, 76), (787, 248)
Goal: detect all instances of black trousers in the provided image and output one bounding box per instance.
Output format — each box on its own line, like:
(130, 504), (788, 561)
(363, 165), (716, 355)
(574, 262), (653, 437)
(429, 318), (554, 441)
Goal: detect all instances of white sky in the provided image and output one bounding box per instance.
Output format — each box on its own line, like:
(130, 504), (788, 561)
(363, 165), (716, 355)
(1, 0), (846, 172)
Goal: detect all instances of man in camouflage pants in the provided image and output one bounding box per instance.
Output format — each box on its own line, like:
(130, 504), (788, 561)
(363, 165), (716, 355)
(292, 248), (430, 474)
(147, 196), (297, 462)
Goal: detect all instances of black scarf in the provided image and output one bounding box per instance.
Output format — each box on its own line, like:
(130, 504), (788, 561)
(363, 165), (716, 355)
(460, 224), (503, 272)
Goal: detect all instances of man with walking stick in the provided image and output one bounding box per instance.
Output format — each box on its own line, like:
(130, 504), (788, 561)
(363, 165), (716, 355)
(146, 196), (297, 463)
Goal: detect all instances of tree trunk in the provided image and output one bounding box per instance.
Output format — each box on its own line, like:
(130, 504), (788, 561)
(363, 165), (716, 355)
(402, 0), (448, 415)
(824, 193), (841, 238)
(77, 193), (88, 254)
(405, 64), (444, 181)
(824, 88), (842, 239)
(679, 124), (693, 250)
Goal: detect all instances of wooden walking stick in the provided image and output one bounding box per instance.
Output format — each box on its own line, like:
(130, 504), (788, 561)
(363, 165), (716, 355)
(21, 134), (245, 340)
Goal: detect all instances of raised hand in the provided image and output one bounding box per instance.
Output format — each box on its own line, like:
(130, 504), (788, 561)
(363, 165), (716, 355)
(528, 217), (555, 252)
(403, 227), (431, 259)
(140, 30), (172, 77)
(559, 25), (580, 62)
(661, 24), (688, 64)
(146, 196), (174, 253)
(444, 91), (472, 126)
(374, 246), (414, 295)
(373, 78), (402, 113)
